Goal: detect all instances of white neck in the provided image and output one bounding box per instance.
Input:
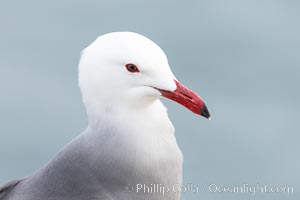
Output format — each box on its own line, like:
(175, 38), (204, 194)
(85, 99), (175, 137)
(81, 99), (183, 199)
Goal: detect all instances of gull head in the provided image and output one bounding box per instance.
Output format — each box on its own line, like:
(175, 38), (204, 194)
(78, 32), (210, 119)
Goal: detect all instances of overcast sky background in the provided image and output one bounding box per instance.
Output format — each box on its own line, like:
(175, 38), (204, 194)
(0, 0), (299, 199)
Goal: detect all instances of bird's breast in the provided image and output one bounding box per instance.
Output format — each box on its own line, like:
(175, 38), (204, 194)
(86, 100), (183, 199)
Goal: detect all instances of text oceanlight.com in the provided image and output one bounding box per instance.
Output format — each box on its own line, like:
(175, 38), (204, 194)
(125, 183), (294, 196)
(208, 183), (293, 195)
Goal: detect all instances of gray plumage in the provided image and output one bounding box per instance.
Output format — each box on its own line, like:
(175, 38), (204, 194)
(1, 116), (182, 200)
(0, 179), (24, 199)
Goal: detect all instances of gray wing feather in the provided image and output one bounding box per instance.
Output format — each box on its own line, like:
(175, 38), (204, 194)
(0, 178), (26, 200)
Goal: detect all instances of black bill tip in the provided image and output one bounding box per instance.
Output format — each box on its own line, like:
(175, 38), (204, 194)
(200, 104), (211, 120)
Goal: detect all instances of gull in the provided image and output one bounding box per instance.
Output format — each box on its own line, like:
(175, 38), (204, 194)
(0, 32), (210, 200)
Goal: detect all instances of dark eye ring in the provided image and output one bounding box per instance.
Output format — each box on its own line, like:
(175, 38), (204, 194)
(125, 63), (140, 73)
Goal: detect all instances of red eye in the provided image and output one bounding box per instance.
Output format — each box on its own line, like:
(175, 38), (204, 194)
(125, 63), (140, 73)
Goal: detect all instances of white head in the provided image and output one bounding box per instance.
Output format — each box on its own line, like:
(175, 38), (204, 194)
(78, 32), (210, 120)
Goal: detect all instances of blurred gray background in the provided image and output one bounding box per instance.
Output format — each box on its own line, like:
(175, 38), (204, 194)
(0, 0), (299, 199)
